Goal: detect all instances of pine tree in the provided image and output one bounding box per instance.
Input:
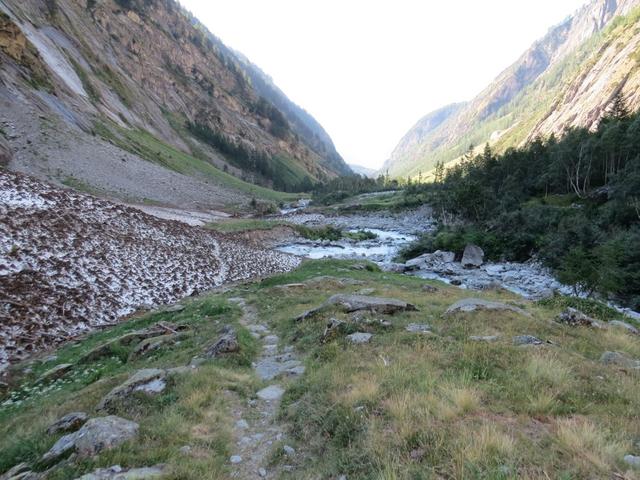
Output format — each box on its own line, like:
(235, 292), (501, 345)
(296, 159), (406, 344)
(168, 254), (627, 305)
(433, 161), (445, 184)
(609, 90), (629, 120)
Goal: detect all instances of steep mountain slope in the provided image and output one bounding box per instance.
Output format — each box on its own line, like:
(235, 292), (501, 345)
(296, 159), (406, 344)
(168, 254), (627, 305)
(0, 0), (349, 205)
(385, 0), (640, 178)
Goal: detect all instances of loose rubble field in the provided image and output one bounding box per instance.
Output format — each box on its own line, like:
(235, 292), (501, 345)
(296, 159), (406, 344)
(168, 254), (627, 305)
(0, 171), (300, 372)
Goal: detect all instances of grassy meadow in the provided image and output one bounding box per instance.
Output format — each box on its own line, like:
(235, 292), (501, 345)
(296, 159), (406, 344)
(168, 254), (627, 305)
(1, 260), (639, 479)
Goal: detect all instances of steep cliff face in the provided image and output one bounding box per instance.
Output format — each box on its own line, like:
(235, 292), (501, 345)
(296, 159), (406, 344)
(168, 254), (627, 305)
(0, 0), (348, 203)
(385, 0), (640, 179)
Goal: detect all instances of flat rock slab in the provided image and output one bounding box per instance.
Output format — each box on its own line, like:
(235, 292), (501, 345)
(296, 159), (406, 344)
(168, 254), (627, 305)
(405, 323), (431, 334)
(97, 369), (167, 412)
(297, 294), (417, 321)
(256, 385), (285, 401)
(469, 335), (500, 342)
(513, 335), (544, 346)
(446, 298), (530, 317)
(347, 332), (373, 344)
(74, 464), (165, 479)
(255, 359), (302, 381)
(47, 412), (88, 435)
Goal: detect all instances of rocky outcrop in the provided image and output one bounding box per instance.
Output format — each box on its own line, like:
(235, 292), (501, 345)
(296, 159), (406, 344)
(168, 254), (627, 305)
(445, 298), (530, 317)
(97, 369), (167, 412)
(47, 412), (88, 435)
(296, 294), (417, 321)
(204, 328), (240, 358)
(556, 308), (603, 328)
(346, 332), (373, 344)
(42, 416), (139, 463)
(384, 0), (640, 179)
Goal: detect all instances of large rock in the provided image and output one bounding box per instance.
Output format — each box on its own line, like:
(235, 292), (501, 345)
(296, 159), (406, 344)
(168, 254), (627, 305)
(74, 465), (166, 480)
(556, 308), (602, 328)
(296, 294), (417, 321)
(97, 369), (167, 412)
(405, 250), (455, 270)
(445, 298), (530, 317)
(461, 244), (484, 268)
(47, 412), (88, 435)
(74, 416), (139, 457)
(600, 351), (640, 369)
(204, 329), (240, 358)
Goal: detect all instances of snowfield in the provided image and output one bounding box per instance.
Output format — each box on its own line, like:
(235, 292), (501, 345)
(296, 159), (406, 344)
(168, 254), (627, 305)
(0, 171), (300, 371)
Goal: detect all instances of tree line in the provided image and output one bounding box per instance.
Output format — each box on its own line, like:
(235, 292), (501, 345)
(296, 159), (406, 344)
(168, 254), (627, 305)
(403, 94), (639, 308)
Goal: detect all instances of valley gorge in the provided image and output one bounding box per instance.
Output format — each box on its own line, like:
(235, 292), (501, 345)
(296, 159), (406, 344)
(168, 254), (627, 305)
(2, 0), (640, 478)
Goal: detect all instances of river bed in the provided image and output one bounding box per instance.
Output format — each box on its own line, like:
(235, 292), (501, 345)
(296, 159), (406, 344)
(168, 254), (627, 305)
(273, 208), (640, 320)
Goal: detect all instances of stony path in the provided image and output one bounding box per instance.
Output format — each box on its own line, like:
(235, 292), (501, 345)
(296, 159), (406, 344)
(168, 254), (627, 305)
(228, 298), (304, 479)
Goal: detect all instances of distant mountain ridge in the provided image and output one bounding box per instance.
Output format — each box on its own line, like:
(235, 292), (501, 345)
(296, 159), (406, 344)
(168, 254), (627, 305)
(384, 0), (640, 179)
(0, 0), (349, 204)
(348, 163), (378, 178)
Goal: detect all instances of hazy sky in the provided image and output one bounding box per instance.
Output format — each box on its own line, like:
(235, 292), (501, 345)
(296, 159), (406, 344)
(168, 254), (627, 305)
(180, 0), (587, 169)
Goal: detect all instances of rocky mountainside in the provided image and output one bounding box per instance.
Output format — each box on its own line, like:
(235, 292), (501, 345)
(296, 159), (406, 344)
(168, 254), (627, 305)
(0, 0), (349, 206)
(384, 0), (640, 178)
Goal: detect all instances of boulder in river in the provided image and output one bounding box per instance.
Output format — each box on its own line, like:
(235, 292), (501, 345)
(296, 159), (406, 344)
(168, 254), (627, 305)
(296, 294), (417, 321)
(405, 250), (455, 270)
(461, 244), (484, 268)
